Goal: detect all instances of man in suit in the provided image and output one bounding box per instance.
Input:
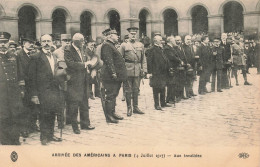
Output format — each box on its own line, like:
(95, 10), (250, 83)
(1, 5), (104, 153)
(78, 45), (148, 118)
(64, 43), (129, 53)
(16, 37), (40, 137)
(101, 29), (128, 123)
(28, 34), (62, 145)
(220, 33), (232, 89)
(175, 36), (188, 101)
(182, 35), (197, 98)
(146, 35), (171, 110)
(211, 38), (224, 92)
(198, 35), (212, 95)
(119, 27), (145, 117)
(164, 36), (182, 104)
(0, 32), (25, 145)
(53, 34), (72, 127)
(64, 33), (95, 134)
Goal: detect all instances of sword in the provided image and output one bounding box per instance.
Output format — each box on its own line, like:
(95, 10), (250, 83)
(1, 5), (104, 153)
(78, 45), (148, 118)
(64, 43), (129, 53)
(96, 71), (108, 122)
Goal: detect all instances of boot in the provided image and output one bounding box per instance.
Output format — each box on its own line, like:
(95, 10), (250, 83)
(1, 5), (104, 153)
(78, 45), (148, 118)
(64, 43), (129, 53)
(111, 99), (124, 120)
(105, 100), (118, 123)
(126, 93), (132, 117)
(133, 92), (144, 114)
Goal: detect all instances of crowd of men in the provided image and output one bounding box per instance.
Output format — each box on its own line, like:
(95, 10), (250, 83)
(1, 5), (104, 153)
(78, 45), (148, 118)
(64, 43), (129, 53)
(0, 26), (260, 145)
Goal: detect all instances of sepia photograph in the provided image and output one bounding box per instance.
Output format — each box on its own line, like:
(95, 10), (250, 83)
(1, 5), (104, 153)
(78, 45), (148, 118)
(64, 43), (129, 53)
(0, 0), (259, 166)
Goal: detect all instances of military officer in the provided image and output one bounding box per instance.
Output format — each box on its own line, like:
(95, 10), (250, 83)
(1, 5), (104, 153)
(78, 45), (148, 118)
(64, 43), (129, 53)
(0, 32), (25, 145)
(119, 27), (145, 116)
(101, 29), (128, 123)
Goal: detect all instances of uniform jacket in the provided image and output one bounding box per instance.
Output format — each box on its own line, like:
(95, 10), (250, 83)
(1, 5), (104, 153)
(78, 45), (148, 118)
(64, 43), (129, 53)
(231, 43), (246, 66)
(146, 45), (169, 88)
(28, 49), (61, 111)
(100, 40), (127, 82)
(64, 45), (88, 102)
(0, 51), (24, 119)
(119, 41), (144, 77)
(211, 46), (224, 70)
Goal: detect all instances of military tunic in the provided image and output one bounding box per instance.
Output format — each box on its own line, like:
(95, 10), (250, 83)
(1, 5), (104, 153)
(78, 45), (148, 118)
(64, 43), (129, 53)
(0, 51), (24, 145)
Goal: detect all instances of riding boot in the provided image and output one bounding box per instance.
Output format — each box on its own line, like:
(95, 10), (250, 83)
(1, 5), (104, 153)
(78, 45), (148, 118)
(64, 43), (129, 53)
(133, 92), (144, 114)
(111, 99), (123, 120)
(105, 100), (118, 123)
(126, 93), (132, 117)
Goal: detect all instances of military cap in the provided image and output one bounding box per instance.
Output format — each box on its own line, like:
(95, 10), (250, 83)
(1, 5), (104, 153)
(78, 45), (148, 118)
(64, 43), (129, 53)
(102, 29), (111, 36)
(127, 27), (139, 33)
(61, 34), (71, 40)
(0, 32), (11, 41)
(213, 37), (221, 41)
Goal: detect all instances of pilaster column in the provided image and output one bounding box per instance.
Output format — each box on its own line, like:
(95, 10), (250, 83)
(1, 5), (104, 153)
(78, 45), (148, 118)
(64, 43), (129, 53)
(36, 18), (52, 39)
(0, 16), (18, 41)
(243, 11), (260, 38)
(178, 17), (191, 36)
(208, 14), (223, 38)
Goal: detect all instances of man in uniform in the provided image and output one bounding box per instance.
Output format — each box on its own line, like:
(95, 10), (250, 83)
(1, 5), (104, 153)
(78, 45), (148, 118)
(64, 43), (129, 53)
(17, 37), (40, 137)
(101, 29), (127, 123)
(53, 34), (72, 126)
(8, 40), (18, 54)
(119, 27), (145, 117)
(0, 32), (25, 145)
(28, 34), (63, 145)
(64, 33), (95, 134)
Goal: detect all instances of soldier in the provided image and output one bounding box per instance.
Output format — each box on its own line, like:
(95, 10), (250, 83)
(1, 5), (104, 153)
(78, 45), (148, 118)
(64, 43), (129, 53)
(28, 34), (63, 145)
(8, 40), (18, 54)
(231, 36), (252, 86)
(146, 35), (171, 110)
(119, 27), (145, 116)
(64, 33), (95, 134)
(101, 29), (128, 123)
(16, 37), (40, 137)
(182, 35), (197, 98)
(53, 34), (72, 127)
(211, 38), (224, 92)
(0, 32), (25, 145)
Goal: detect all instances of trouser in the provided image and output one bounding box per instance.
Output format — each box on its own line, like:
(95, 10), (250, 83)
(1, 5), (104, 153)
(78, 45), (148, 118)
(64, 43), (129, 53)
(222, 67), (229, 88)
(0, 116), (22, 145)
(233, 66), (248, 83)
(166, 85), (175, 102)
(152, 87), (166, 107)
(123, 77), (140, 94)
(185, 74), (194, 97)
(198, 68), (207, 93)
(39, 111), (56, 141)
(103, 80), (122, 115)
(176, 71), (186, 98)
(211, 68), (222, 91)
(89, 77), (101, 97)
(68, 93), (90, 130)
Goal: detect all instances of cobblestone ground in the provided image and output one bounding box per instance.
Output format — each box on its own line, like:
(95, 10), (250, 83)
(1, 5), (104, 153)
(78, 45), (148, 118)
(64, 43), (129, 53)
(21, 68), (260, 146)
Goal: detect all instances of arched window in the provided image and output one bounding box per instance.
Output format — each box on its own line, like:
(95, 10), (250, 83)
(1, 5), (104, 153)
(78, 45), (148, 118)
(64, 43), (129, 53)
(191, 5), (208, 34)
(52, 9), (67, 35)
(163, 9), (178, 36)
(107, 10), (120, 36)
(80, 11), (93, 41)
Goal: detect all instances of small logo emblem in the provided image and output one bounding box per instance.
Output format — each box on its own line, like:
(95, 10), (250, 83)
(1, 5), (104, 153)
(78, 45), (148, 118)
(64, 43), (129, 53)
(238, 152), (249, 159)
(10, 151), (18, 162)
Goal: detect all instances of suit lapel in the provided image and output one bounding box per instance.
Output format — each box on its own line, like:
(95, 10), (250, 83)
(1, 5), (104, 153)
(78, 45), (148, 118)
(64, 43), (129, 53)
(22, 49), (30, 62)
(71, 45), (84, 62)
(40, 50), (53, 76)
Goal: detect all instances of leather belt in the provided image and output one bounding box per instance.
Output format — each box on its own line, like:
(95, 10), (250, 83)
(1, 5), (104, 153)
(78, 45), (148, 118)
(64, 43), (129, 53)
(125, 59), (140, 63)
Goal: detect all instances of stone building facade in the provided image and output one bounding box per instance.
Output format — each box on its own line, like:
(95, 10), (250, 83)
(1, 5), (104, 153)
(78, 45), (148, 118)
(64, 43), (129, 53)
(0, 0), (259, 41)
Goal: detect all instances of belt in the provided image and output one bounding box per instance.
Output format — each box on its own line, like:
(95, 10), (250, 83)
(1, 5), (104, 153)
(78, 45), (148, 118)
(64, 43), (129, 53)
(125, 59), (140, 63)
